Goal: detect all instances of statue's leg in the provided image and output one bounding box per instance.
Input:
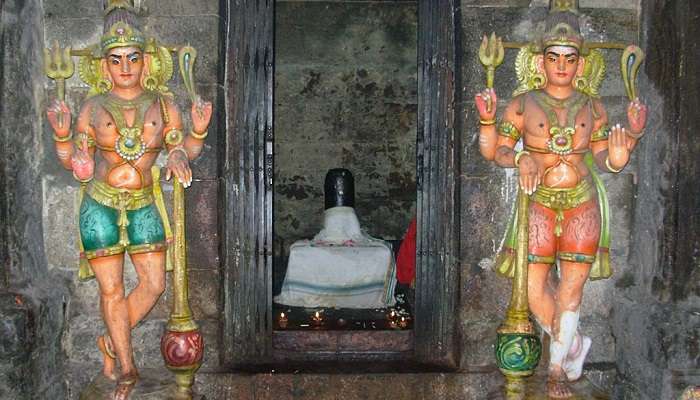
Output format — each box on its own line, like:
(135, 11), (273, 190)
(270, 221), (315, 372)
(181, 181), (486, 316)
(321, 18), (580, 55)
(127, 251), (166, 327)
(548, 199), (599, 397)
(527, 201), (558, 333)
(78, 195), (125, 380)
(90, 254), (137, 378)
(124, 202), (167, 327)
(528, 263), (555, 332)
(547, 261), (590, 398)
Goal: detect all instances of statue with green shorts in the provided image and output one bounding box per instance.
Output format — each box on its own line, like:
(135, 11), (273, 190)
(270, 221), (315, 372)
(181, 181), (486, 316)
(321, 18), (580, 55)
(45, 1), (212, 398)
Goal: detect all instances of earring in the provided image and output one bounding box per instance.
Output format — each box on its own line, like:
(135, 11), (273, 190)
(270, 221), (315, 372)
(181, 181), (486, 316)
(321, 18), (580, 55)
(98, 78), (113, 94)
(141, 75), (158, 92)
(532, 72), (546, 90)
(574, 76), (588, 92)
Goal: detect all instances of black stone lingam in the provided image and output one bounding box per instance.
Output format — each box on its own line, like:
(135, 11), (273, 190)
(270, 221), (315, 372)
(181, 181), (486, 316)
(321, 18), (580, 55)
(324, 168), (355, 210)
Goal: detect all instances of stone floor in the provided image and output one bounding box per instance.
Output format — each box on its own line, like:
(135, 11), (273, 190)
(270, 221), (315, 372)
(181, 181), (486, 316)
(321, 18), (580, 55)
(80, 367), (615, 399)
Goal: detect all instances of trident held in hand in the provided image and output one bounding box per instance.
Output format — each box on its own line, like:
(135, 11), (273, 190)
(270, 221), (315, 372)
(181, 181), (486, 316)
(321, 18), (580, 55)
(44, 41), (74, 128)
(478, 33), (504, 113)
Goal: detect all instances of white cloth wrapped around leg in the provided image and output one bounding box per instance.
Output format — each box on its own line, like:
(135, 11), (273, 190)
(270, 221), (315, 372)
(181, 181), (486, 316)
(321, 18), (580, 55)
(274, 207), (397, 309)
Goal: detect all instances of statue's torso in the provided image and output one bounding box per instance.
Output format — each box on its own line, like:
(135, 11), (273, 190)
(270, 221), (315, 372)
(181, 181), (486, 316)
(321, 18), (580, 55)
(89, 94), (166, 189)
(521, 91), (595, 189)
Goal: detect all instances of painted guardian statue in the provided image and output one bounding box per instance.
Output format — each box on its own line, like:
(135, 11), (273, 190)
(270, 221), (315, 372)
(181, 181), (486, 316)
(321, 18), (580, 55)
(475, 1), (647, 398)
(45, 1), (211, 398)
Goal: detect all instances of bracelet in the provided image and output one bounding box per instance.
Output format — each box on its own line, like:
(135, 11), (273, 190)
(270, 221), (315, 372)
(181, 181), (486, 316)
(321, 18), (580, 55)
(53, 131), (73, 143)
(625, 129), (645, 140)
(479, 119), (496, 126)
(72, 170), (93, 183)
(605, 157), (623, 173)
(514, 150), (530, 167)
(168, 146), (189, 159)
(189, 129), (208, 140)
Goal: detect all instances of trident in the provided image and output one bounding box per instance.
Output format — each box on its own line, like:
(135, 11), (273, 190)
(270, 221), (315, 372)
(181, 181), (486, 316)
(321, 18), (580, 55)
(44, 41), (74, 128)
(478, 33), (504, 113)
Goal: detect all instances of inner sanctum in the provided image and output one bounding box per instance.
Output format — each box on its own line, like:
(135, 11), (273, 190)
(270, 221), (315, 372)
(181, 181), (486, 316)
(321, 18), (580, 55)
(272, 0), (418, 332)
(0, 0), (698, 399)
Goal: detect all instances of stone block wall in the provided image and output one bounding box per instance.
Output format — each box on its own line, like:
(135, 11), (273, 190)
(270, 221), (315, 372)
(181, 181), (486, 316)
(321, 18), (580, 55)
(1, 0), (69, 398)
(458, 0), (640, 371)
(273, 0), (418, 282)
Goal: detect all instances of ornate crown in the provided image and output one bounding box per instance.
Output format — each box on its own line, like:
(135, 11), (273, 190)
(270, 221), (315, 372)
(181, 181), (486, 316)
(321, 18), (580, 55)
(542, 21), (583, 51)
(100, 21), (145, 53)
(540, 1), (583, 52)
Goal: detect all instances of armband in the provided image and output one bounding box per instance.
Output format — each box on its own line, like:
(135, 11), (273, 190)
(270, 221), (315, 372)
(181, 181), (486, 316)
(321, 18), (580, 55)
(590, 124), (610, 142)
(498, 121), (521, 141)
(164, 128), (184, 146)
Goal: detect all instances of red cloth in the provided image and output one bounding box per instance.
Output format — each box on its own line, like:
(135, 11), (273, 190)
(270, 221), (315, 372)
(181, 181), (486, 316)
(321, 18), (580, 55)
(396, 217), (417, 285)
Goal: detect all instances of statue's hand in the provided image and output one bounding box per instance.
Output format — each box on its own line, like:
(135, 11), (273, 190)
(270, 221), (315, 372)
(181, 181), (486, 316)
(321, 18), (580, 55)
(71, 137), (94, 181)
(608, 124), (630, 170)
(474, 88), (497, 122)
(191, 95), (213, 135)
(627, 98), (647, 135)
(166, 147), (192, 188)
(47, 99), (71, 136)
(518, 154), (539, 195)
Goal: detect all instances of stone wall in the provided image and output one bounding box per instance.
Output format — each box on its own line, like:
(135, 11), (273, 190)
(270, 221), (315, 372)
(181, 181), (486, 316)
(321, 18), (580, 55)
(273, 0), (418, 282)
(1, 0), (68, 398)
(612, 1), (700, 398)
(458, 0), (640, 373)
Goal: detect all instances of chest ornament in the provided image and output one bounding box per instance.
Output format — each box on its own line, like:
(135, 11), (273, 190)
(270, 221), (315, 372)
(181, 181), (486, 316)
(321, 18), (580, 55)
(101, 93), (155, 162)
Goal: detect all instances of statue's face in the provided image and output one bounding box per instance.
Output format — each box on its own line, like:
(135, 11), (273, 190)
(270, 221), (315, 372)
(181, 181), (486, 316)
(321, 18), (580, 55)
(541, 45), (581, 87)
(104, 46), (144, 90)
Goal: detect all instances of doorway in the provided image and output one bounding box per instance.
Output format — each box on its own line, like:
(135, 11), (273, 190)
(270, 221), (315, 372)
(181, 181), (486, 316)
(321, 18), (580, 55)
(220, 0), (462, 369)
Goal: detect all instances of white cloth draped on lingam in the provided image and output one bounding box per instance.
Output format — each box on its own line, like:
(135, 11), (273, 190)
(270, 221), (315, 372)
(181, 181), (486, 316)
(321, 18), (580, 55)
(274, 206), (397, 309)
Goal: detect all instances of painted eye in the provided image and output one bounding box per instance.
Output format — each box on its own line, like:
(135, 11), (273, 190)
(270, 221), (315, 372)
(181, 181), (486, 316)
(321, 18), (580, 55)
(111, 59), (120, 65)
(129, 55), (140, 63)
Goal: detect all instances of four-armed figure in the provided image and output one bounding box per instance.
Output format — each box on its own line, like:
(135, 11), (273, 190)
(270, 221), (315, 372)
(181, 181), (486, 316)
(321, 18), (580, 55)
(476, 6), (647, 399)
(46, 2), (212, 398)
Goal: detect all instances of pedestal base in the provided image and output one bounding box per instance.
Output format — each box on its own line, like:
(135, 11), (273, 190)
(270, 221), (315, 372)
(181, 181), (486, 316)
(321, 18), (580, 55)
(490, 373), (611, 400)
(79, 368), (204, 400)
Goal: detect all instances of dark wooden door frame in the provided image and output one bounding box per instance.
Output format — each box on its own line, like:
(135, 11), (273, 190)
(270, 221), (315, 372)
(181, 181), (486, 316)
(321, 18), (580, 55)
(220, 0), (462, 369)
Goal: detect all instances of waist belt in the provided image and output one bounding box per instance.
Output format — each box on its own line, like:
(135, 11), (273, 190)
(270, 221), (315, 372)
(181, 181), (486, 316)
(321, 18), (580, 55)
(86, 180), (154, 247)
(531, 179), (594, 211)
(86, 180), (154, 211)
(531, 180), (595, 236)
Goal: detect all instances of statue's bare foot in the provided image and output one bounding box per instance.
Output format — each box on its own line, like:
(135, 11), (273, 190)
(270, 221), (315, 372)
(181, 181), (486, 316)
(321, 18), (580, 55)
(96, 334), (117, 381)
(565, 335), (591, 381)
(547, 368), (574, 399)
(113, 370), (139, 400)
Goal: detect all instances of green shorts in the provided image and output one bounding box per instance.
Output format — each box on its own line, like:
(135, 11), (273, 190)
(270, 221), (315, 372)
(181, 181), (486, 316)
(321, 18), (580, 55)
(79, 194), (166, 259)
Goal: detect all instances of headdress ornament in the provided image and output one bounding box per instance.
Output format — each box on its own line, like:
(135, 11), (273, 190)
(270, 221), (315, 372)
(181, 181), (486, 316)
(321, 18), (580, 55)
(539, 0), (584, 52)
(100, 0), (145, 54)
